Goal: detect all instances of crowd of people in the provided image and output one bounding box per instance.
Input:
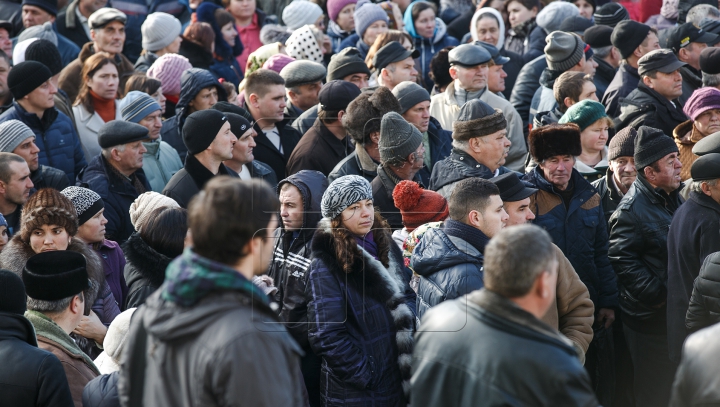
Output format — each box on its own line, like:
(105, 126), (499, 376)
(2, 0), (720, 405)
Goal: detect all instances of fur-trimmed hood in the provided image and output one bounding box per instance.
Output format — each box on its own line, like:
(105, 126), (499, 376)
(122, 232), (172, 290)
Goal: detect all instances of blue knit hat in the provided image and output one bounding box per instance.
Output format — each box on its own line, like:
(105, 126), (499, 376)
(120, 91), (161, 123)
(354, 0), (388, 39)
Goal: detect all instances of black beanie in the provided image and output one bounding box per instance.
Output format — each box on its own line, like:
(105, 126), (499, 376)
(7, 61), (52, 101)
(327, 47), (372, 82)
(22, 251), (89, 301)
(634, 126), (679, 170)
(594, 3), (630, 27)
(183, 109), (228, 155)
(0, 269), (27, 315)
(608, 127), (637, 161)
(24, 39), (62, 76)
(224, 112), (252, 137)
(611, 20), (652, 60)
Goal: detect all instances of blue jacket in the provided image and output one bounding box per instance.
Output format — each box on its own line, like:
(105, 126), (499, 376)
(327, 21), (354, 54)
(0, 102), (86, 183)
(524, 167), (618, 309)
(196, 3), (244, 87)
(339, 33), (370, 60)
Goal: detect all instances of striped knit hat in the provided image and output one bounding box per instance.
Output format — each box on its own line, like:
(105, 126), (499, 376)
(321, 175), (373, 219)
(0, 120), (35, 153)
(120, 91), (161, 123)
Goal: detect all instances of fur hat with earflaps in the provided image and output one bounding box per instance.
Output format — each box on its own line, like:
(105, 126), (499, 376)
(343, 87), (401, 145)
(528, 123), (583, 162)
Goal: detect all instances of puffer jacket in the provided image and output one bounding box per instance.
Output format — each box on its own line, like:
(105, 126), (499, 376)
(160, 68), (227, 162)
(122, 232), (173, 309)
(615, 82), (688, 139)
(142, 139), (183, 192)
(608, 174), (683, 334)
(669, 321), (720, 407)
(429, 148), (513, 198)
(83, 371), (120, 407)
(686, 252), (720, 333)
(403, 4), (459, 92)
(524, 167), (618, 311)
(31, 165), (71, 191)
(267, 170), (328, 350)
(509, 54), (547, 137)
(0, 102), (86, 184)
(602, 62), (640, 118)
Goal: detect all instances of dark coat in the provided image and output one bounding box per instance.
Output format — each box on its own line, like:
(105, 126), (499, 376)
(412, 288), (598, 406)
(162, 153), (238, 209)
(407, 19), (459, 92)
(178, 39), (214, 72)
(371, 165), (424, 230)
(669, 320), (720, 407)
(338, 33), (370, 60)
(686, 252), (720, 334)
(95, 239), (128, 310)
(615, 82), (688, 138)
(533, 107), (562, 129)
(524, 167), (618, 310)
(429, 148), (513, 198)
(290, 104), (318, 137)
(328, 149), (378, 184)
(286, 119), (354, 177)
(498, 48), (523, 101)
(679, 65), (702, 107)
(252, 119), (302, 181)
(196, 2), (244, 87)
(249, 159), (278, 186)
(666, 191), (720, 361)
(0, 312), (75, 407)
(419, 116), (453, 181)
(122, 232), (172, 309)
(76, 155), (150, 243)
(592, 168), (625, 225)
(0, 0), (22, 39)
(133, 51), (158, 73)
(505, 18), (545, 63)
(602, 62), (640, 118)
(83, 371), (121, 407)
(57, 0), (91, 49)
(308, 222), (415, 406)
(0, 102), (86, 184)
(509, 54), (547, 135)
(31, 165), (71, 191)
(594, 58), (617, 101)
(608, 175), (683, 334)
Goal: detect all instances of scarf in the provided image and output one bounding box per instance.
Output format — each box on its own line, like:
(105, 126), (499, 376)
(89, 90), (116, 123)
(443, 218), (490, 254)
(354, 231), (378, 260)
(162, 248), (270, 307)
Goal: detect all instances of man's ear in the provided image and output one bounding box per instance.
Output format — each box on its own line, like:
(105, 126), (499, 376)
(110, 148), (122, 162)
(563, 97), (574, 110)
(70, 294), (84, 315)
(641, 75), (653, 88)
(466, 209), (481, 228)
(449, 66), (459, 80)
(0, 179), (7, 195)
(248, 93), (259, 108)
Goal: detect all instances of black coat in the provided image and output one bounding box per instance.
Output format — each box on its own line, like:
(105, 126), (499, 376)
(602, 62), (640, 118)
(286, 119), (354, 177)
(509, 54), (547, 136)
(0, 312), (74, 407)
(252, 119), (302, 181)
(429, 148), (513, 198)
(686, 252), (720, 334)
(679, 66), (702, 107)
(615, 82), (688, 138)
(122, 232), (173, 309)
(666, 191), (720, 362)
(31, 165), (70, 191)
(56, 0), (91, 49)
(249, 159), (278, 187)
(669, 320), (720, 407)
(134, 52), (158, 73)
(328, 149), (378, 184)
(371, 165), (423, 230)
(83, 371), (120, 407)
(162, 154), (238, 209)
(594, 58), (617, 101)
(592, 168), (625, 225)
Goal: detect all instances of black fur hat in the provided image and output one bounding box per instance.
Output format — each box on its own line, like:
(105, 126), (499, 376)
(343, 87), (401, 145)
(528, 123), (583, 162)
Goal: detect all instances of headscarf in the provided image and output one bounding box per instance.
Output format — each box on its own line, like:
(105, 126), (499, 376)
(470, 7), (506, 49)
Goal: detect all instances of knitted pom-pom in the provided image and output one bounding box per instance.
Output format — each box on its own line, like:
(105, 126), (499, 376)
(393, 180), (423, 211)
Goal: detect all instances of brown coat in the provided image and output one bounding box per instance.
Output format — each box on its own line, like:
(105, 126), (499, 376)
(58, 42), (135, 104)
(37, 335), (99, 407)
(673, 120), (706, 181)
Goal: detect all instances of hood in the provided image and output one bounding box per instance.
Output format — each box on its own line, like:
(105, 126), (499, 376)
(470, 7), (506, 49)
(411, 227), (483, 277)
(277, 170), (329, 231)
(176, 68), (227, 114)
(196, 2), (244, 59)
(403, 3), (448, 44)
(122, 232), (173, 289)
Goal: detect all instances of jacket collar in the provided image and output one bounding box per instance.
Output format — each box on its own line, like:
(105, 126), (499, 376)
(637, 82), (686, 121)
(65, 0), (79, 28)
(688, 190), (720, 215)
(314, 119), (353, 157)
(634, 173), (683, 210)
(184, 153), (232, 191)
(604, 168), (624, 201)
(12, 101), (57, 130)
(99, 155), (148, 197)
(596, 58), (617, 82)
(0, 312), (38, 347)
(450, 148), (496, 178)
(143, 139), (161, 158)
(356, 144), (379, 173)
(621, 62), (639, 79)
(680, 65), (702, 88)
(530, 165), (590, 197)
(376, 164), (423, 199)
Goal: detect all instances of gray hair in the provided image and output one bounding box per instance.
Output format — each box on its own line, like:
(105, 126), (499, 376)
(27, 292), (83, 314)
(452, 138), (469, 151)
(689, 178), (719, 192)
(483, 224), (556, 298)
(592, 45), (613, 60)
(101, 144), (126, 159)
(703, 72), (720, 88)
(687, 5), (720, 27)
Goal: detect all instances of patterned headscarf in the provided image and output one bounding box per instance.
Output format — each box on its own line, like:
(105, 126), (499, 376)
(321, 175), (373, 219)
(286, 25), (324, 64)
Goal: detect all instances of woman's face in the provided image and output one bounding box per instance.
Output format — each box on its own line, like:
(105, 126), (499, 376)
(0, 226), (8, 251)
(507, 1), (536, 28)
(476, 15), (500, 46)
(414, 8), (436, 39)
(87, 63), (119, 100)
(580, 119), (609, 155)
(336, 3), (355, 32)
(29, 224), (72, 253)
(151, 86), (167, 114)
(694, 108), (720, 137)
(221, 22), (237, 46)
(573, 0), (594, 20)
(363, 20), (388, 46)
(340, 199), (374, 237)
(77, 209), (107, 244)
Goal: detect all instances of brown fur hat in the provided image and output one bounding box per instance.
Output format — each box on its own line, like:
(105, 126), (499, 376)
(343, 87), (401, 145)
(20, 188), (79, 242)
(528, 123), (583, 162)
(452, 99), (507, 141)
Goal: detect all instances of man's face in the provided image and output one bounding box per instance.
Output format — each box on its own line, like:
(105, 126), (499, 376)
(255, 214), (278, 275)
(475, 194), (508, 238)
(409, 142), (426, 171)
(208, 121), (236, 161)
(91, 21), (126, 55)
(12, 136), (40, 172)
(504, 197), (535, 226)
(22, 5), (54, 28)
(188, 86), (219, 113)
(138, 110), (163, 139)
(451, 64), (489, 92)
(645, 69), (683, 101)
(681, 42), (707, 70)
(289, 81), (322, 111)
(279, 184), (304, 231)
(231, 126), (256, 165)
(402, 101), (430, 133)
(578, 81), (599, 103)
(2, 161), (33, 206)
(0, 28), (11, 58)
(693, 108), (720, 137)
(343, 73), (369, 89)
(80, 0), (109, 15)
(385, 57), (418, 89)
(228, 0), (257, 20)
(475, 129), (511, 170)
(25, 79), (57, 112)
(117, 141), (147, 171)
(647, 152), (682, 193)
(539, 155), (574, 190)
(637, 31), (661, 57)
(0, 58), (9, 99)
(584, 56), (598, 77)
(252, 84), (286, 124)
(488, 64), (507, 93)
(609, 156), (636, 191)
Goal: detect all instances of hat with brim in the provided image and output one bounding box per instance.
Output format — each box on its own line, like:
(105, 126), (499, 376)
(474, 41), (510, 65)
(693, 130), (720, 155)
(691, 153), (720, 181)
(0, 21), (12, 36)
(638, 49), (687, 76)
(373, 41), (420, 72)
(491, 172), (538, 202)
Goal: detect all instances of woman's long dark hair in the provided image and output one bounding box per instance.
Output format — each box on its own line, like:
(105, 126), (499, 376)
(140, 207), (188, 259)
(330, 211), (392, 274)
(75, 52), (116, 113)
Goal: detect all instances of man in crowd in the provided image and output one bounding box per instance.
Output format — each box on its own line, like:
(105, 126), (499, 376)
(163, 110), (238, 208)
(602, 20), (659, 117)
(534, 71), (597, 128)
(57, 0), (108, 49)
(0, 50), (10, 111)
(23, 251), (100, 407)
(0, 153), (32, 235)
(475, 41), (510, 97)
(245, 69), (302, 180)
(24, 39), (76, 126)
(412, 224), (598, 406)
(120, 177), (307, 406)
(76, 120), (150, 242)
(0, 60), (86, 184)
(279, 60), (326, 120)
(608, 126), (683, 407)
(0, 120), (68, 191)
(412, 177), (507, 318)
(286, 80), (359, 177)
(700, 47), (720, 89)
(58, 8), (135, 103)
(667, 23), (719, 105)
(592, 127), (637, 223)
(584, 25), (620, 100)
(375, 41), (419, 91)
(430, 43), (526, 172)
(429, 99), (512, 197)
(616, 49), (689, 137)
(19, 0), (80, 65)
(221, 111), (277, 186)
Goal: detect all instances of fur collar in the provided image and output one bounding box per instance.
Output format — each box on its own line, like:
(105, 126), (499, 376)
(122, 233), (172, 288)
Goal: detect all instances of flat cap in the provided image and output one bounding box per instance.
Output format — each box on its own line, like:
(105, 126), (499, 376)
(98, 120), (150, 149)
(448, 43), (491, 67)
(373, 41), (420, 72)
(693, 130), (720, 155)
(700, 46), (720, 74)
(638, 49), (686, 77)
(474, 41), (510, 65)
(691, 153), (720, 181)
(89, 8), (127, 29)
(279, 60), (327, 88)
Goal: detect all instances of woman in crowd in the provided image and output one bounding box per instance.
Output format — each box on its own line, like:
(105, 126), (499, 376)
(73, 52), (122, 159)
(307, 175), (415, 406)
(197, 2), (245, 87)
(365, 30), (413, 86)
(224, 0), (274, 74)
(135, 12), (183, 73)
(327, 0), (358, 53)
(402, 1), (458, 91)
(179, 22), (216, 72)
(339, 1), (390, 59)
(559, 100), (612, 181)
(569, 0), (595, 20)
(673, 87), (720, 181)
(286, 25), (328, 64)
(125, 74), (167, 117)
(504, 0), (542, 60)
(147, 53), (193, 119)
(0, 213), (8, 253)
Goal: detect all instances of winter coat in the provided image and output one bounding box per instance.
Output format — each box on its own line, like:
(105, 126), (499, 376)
(371, 165), (424, 230)
(141, 139), (183, 192)
(77, 154), (150, 243)
(446, 7), (474, 40)
(673, 120), (705, 181)
(83, 371), (121, 407)
(290, 104), (319, 137)
(122, 232), (172, 309)
(308, 222), (416, 406)
(339, 33), (371, 60)
(327, 20), (354, 54)
(73, 102), (123, 159)
(267, 170), (328, 350)
(248, 159), (278, 186)
(679, 65), (702, 107)
(162, 153), (238, 209)
(505, 17), (545, 62)
(615, 82), (688, 139)
(525, 167), (618, 310)
(57, 0), (91, 49)
(530, 67), (564, 124)
(251, 119), (302, 180)
(0, 1), (22, 41)
(509, 54), (547, 135)
(0, 312), (75, 407)
(666, 191), (720, 361)
(31, 165), (71, 191)
(411, 288), (598, 407)
(286, 119), (355, 177)
(594, 57), (617, 101)
(328, 146), (379, 183)
(178, 39), (214, 72)
(602, 62), (640, 118)
(134, 52), (158, 73)
(424, 116), (453, 170)
(592, 168), (626, 225)
(686, 252), (720, 333)
(0, 102), (86, 184)
(429, 148), (513, 198)
(58, 42), (136, 104)
(94, 239), (127, 310)
(669, 321), (720, 407)
(429, 81), (527, 172)
(533, 107), (563, 129)
(608, 174), (684, 334)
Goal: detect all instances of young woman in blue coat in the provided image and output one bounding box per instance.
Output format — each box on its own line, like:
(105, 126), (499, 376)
(196, 3), (244, 87)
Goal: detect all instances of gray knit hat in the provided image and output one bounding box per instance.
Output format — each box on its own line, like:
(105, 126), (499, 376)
(142, 12), (181, 52)
(17, 22), (57, 46)
(545, 31), (585, 72)
(321, 175), (373, 219)
(279, 60), (327, 88)
(391, 81), (430, 114)
(120, 91), (162, 123)
(0, 120), (35, 153)
(379, 112), (423, 163)
(634, 126), (679, 170)
(283, 0), (324, 31)
(452, 99), (506, 141)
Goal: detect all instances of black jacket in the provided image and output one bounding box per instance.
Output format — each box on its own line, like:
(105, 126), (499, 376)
(286, 119), (354, 177)
(686, 252), (720, 334)
(371, 165), (423, 230)
(178, 39), (214, 71)
(249, 159), (278, 187)
(615, 82), (688, 138)
(252, 119), (302, 181)
(608, 175), (684, 333)
(56, 0), (91, 49)
(594, 58), (617, 101)
(328, 148), (379, 183)
(679, 65), (702, 107)
(509, 54), (547, 136)
(134, 52), (158, 73)
(592, 168), (625, 225)
(0, 312), (75, 407)
(669, 320), (720, 407)
(83, 371), (120, 407)
(602, 62), (640, 118)
(429, 148), (512, 198)
(162, 154), (238, 209)
(31, 164), (70, 191)
(122, 232), (173, 309)
(418, 117), (453, 184)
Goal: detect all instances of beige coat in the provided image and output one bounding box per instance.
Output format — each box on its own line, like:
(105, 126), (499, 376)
(429, 80), (528, 172)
